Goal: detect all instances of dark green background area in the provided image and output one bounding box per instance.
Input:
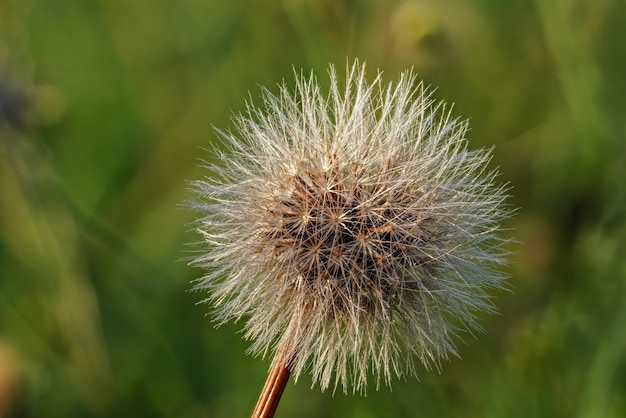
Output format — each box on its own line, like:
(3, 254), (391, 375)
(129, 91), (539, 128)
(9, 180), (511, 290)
(1, 0), (624, 417)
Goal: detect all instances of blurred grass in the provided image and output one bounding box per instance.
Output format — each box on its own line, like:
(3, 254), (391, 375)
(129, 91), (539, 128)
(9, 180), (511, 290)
(1, 0), (625, 417)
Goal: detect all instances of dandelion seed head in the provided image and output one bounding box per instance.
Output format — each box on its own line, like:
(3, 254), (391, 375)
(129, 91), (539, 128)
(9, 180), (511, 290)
(188, 62), (512, 394)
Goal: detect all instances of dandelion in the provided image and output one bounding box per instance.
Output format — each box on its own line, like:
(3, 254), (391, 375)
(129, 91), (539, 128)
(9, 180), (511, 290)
(188, 61), (512, 417)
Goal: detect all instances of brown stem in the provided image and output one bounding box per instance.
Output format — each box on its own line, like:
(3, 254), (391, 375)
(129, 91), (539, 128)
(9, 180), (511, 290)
(250, 352), (291, 418)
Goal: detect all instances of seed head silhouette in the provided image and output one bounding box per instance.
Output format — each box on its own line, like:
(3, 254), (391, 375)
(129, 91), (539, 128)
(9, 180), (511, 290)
(189, 62), (511, 408)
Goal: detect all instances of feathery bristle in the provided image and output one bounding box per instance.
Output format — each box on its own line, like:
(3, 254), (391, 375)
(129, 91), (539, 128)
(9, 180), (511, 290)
(188, 61), (512, 394)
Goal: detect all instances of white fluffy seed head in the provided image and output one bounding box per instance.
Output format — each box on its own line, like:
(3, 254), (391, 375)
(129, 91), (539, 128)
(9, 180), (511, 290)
(188, 62), (512, 394)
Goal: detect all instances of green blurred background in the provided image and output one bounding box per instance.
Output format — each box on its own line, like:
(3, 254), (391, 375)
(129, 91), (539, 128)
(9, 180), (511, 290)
(1, 0), (625, 417)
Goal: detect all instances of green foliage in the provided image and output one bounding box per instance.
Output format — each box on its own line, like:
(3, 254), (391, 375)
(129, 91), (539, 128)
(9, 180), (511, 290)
(1, 0), (624, 417)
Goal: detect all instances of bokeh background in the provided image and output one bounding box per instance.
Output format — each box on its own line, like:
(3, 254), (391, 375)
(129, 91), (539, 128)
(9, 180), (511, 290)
(1, 0), (625, 417)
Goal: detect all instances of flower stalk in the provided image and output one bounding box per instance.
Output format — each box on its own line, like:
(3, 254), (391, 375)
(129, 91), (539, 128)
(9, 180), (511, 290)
(250, 348), (291, 418)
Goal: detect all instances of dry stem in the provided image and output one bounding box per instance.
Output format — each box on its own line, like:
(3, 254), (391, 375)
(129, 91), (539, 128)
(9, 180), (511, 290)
(250, 349), (291, 418)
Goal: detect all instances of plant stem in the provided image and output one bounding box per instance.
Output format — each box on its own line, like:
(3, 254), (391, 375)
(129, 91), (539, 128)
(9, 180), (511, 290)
(250, 352), (291, 418)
